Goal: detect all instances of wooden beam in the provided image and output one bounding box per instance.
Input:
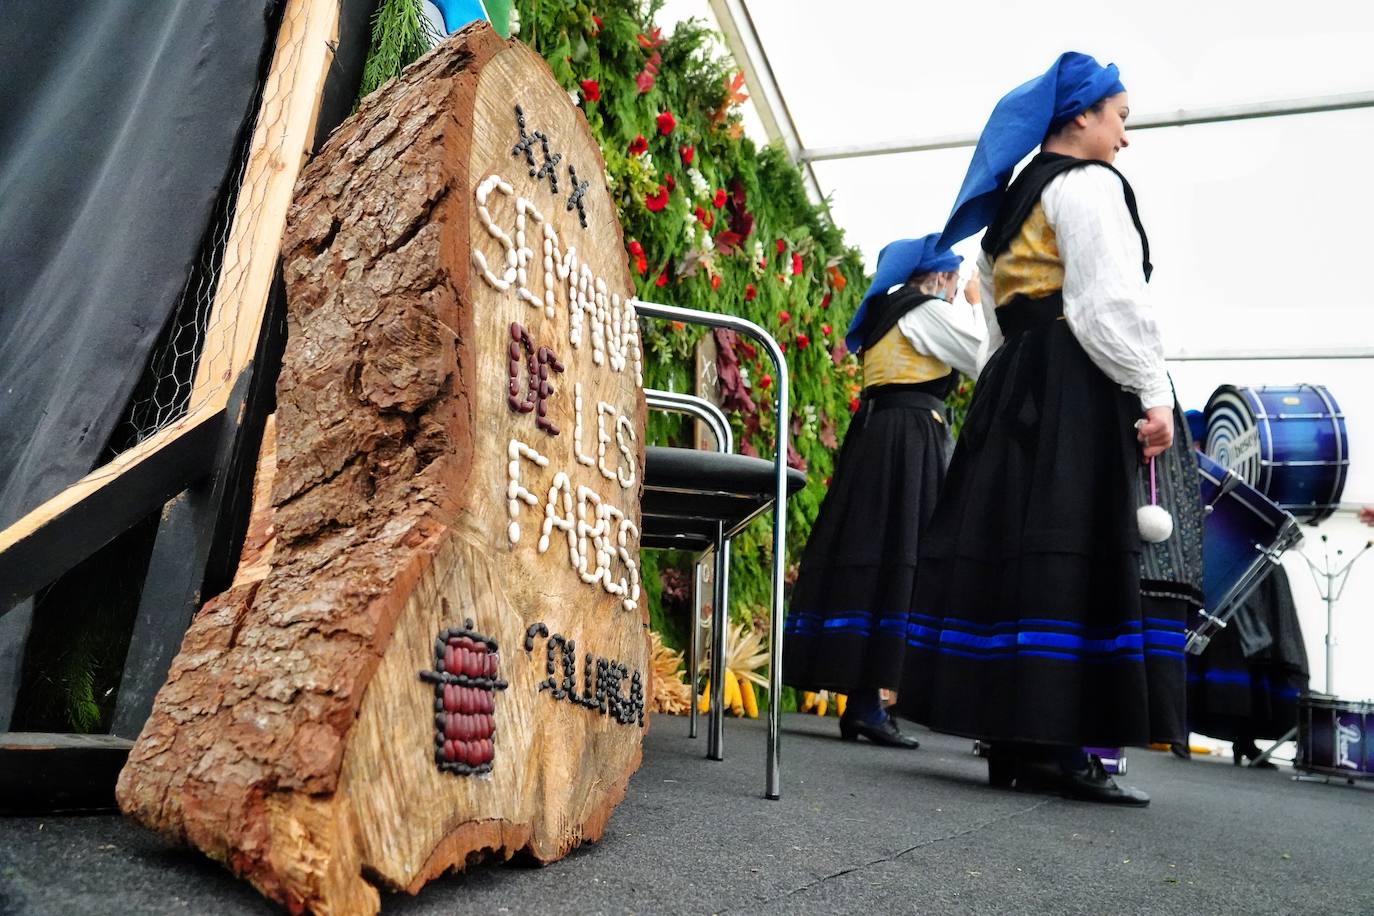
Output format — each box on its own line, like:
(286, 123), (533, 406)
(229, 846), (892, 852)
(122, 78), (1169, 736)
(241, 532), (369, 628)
(0, 732), (132, 814)
(190, 0), (341, 401)
(0, 410), (224, 615)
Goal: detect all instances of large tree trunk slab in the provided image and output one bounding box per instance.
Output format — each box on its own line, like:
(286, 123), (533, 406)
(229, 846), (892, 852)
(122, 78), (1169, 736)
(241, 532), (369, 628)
(117, 24), (649, 914)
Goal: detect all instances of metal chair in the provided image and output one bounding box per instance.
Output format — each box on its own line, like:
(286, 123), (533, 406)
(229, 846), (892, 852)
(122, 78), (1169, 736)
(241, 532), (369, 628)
(637, 300), (797, 800)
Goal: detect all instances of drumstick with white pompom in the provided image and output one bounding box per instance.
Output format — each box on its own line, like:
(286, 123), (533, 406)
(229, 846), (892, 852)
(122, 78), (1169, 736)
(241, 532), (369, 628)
(1134, 418), (1173, 543)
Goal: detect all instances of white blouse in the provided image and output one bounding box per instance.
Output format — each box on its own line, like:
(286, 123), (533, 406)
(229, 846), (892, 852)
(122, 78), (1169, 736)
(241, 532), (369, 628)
(894, 293), (986, 380)
(976, 164), (1172, 411)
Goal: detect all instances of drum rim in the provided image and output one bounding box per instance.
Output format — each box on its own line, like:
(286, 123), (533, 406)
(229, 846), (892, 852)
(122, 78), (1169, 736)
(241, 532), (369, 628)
(1204, 383), (1349, 522)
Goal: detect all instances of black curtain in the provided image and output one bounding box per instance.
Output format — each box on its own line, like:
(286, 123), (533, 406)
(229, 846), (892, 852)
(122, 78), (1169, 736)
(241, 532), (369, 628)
(0, 0), (280, 529)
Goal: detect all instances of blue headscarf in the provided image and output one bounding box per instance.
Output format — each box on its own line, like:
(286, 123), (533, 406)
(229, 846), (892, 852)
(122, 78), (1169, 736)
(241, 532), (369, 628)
(845, 234), (962, 353)
(938, 52), (1125, 250)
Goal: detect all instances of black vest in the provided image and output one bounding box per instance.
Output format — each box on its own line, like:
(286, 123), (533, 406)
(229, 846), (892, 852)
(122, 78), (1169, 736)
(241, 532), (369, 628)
(983, 152), (1152, 282)
(853, 287), (939, 353)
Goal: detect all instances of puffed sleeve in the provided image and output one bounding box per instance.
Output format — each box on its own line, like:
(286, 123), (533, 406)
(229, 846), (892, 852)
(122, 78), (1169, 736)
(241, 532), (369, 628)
(1041, 165), (1172, 410)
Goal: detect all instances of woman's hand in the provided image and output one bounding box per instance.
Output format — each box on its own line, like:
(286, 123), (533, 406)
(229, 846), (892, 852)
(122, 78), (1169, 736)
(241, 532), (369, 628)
(1137, 406), (1173, 460)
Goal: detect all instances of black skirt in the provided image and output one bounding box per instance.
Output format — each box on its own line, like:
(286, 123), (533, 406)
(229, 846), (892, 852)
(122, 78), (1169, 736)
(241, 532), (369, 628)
(783, 385), (952, 694)
(895, 299), (1189, 748)
(1188, 566), (1309, 741)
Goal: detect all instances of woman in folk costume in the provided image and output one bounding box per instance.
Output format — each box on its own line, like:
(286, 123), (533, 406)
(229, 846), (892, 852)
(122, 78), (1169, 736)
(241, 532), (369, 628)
(894, 53), (1203, 805)
(784, 235), (984, 748)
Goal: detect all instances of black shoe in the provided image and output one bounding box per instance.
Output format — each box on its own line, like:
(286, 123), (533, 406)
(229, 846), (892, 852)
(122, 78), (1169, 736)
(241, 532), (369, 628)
(839, 711), (920, 749)
(1169, 742), (1191, 760)
(1013, 755), (1150, 806)
(987, 746), (1017, 787)
(1058, 757), (1151, 806)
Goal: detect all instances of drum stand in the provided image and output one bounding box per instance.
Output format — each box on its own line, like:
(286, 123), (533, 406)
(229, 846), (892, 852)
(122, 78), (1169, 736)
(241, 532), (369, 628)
(1254, 536), (1373, 770)
(1301, 535), (1372, 695)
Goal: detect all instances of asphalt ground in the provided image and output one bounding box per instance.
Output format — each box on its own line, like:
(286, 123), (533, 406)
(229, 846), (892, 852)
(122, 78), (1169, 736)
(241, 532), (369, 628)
(2, 714), (1370, 915)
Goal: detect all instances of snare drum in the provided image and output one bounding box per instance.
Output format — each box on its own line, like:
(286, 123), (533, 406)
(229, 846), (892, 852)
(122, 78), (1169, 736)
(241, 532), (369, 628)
(1204, 384), (1349, 522)
(1187, 452), (1302, 654)
(1298, 693), (1374, 780)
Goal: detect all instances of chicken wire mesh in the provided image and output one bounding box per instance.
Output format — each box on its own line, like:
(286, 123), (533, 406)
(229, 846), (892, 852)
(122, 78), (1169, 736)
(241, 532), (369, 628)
(100, 0), (317, 462)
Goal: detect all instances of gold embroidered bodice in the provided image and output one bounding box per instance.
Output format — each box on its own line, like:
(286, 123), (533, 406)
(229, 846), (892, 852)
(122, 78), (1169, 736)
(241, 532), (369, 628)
(991, 202), (1064, 306)
(861, 324), (951, 388)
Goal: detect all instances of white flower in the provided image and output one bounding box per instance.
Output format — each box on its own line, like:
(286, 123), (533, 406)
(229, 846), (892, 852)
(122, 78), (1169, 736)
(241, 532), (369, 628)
(569, 89), (581, 106)
(687, 168), (709, 197)
(507, 7), (521, 35)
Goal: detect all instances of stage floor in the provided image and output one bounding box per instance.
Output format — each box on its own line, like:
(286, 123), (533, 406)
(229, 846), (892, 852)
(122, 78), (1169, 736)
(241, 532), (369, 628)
(2, 714), (1370, 915)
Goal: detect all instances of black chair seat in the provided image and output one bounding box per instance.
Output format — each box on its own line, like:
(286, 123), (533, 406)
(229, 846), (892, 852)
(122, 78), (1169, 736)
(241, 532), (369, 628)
(641, 446), (807, 546)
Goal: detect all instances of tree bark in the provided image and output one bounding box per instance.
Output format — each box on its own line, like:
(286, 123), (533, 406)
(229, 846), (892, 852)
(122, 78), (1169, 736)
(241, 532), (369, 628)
(117, 24), (649, 914)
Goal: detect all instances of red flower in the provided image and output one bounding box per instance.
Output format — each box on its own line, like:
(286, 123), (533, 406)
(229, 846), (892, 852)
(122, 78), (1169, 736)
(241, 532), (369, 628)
(775, 239), (785, 255)
(791, 253), (803, 276)
(796, 333), (810, 350)
(692, 205), (714, 229)
(821, 323), (832, 336)
(712, 188), (727, 208)
(779, 341), (788, 354)
(777, 310), (791, 323)
(758, 258), (768, 270)
(655, 270), (669, 287)
(744, 283), (757, 301)
(645, 186), (669, 212)
(627, 240), (644, 256)
(579, 79), (600, 102)
(656, 110), (676, 136)
(680, 144), (695, 165)
(759, 374), (773, 389)
(591, 13), (602, 34)
(664, 174), (675, 191)
(627, 240), (646, 275)
(710, 274), (721, 290)
(849, 396), (861, 413)
(636, 51), (661, 94)
(628, 134), (648, 156)
(820, 292), (831, 309)
(740, 341), (757, 359)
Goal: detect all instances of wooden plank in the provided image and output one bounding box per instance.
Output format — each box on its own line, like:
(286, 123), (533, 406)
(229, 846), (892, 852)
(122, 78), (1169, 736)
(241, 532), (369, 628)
(189, 0), (341, 402)
(111, 275), (289, 740)
(0, 732), (132, 814)
(0, 410), (224, 614)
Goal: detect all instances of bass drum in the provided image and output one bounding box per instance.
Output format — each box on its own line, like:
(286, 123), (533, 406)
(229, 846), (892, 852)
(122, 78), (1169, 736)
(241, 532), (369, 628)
(1204, 384), (1348, 522)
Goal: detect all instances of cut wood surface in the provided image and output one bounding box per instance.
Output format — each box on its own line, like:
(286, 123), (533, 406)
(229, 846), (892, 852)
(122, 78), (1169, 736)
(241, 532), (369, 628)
(117, 24), (649, 915)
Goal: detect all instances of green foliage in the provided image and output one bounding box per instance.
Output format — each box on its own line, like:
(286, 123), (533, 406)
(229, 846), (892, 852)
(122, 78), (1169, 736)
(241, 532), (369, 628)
(513, 0), (868, 640)
(359, 0), (443, 100)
